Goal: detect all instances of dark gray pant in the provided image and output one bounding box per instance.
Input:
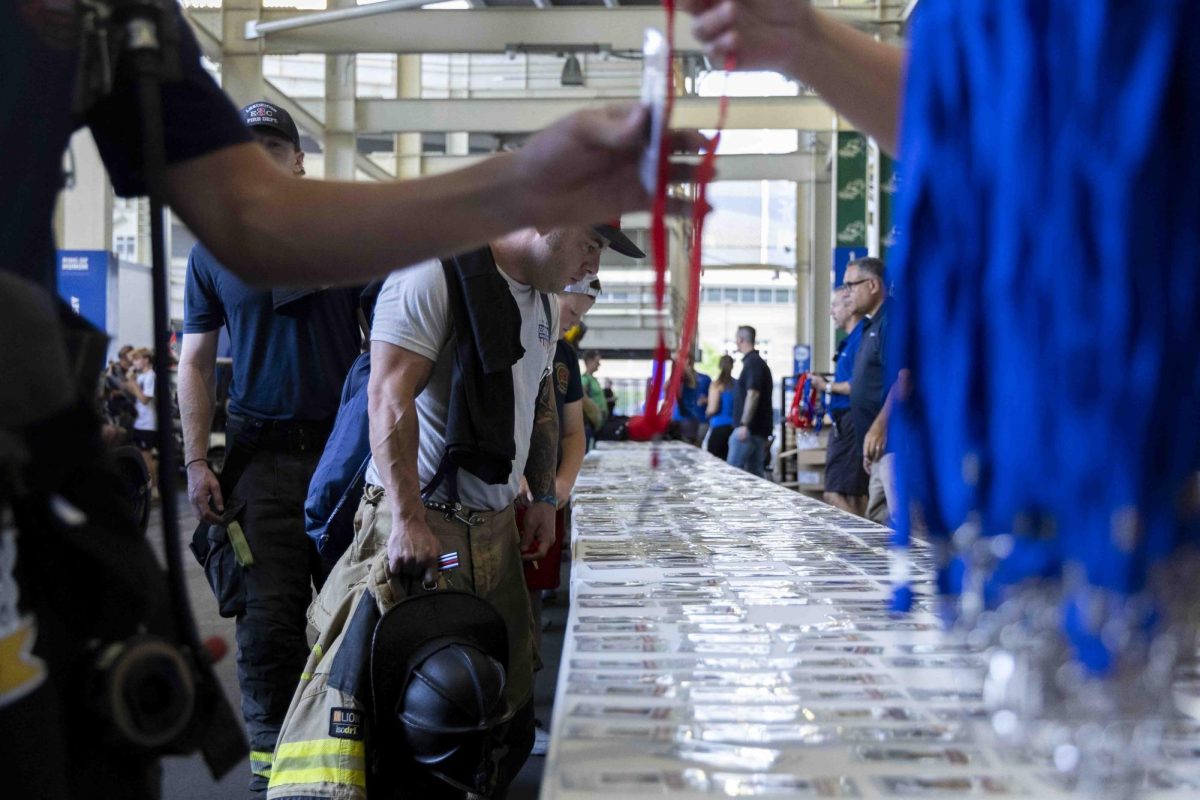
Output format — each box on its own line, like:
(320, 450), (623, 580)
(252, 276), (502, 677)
(229, 445), (322, 791)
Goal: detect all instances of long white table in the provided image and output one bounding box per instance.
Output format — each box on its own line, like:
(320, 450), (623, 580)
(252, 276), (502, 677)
(540, 442), (1200, 799)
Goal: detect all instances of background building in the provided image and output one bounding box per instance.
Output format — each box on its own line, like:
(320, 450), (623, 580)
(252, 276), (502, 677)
(57, 0), (909, 410)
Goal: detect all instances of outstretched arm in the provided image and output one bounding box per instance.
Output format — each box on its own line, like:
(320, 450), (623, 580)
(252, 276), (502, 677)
(683, 0), (906, 154)
(168, 106), (706, 286)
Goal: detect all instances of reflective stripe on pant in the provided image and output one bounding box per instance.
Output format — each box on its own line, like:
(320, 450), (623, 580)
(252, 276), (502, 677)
(231, 446), (323, 791)
(268, 739), (367, 791)
(266, 587), (374, 800)
(250, 750), (274, 781)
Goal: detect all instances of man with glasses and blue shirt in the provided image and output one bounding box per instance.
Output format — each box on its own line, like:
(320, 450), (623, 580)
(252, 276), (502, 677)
(844, 256), (895, 525)
(813, 289), (867, 515)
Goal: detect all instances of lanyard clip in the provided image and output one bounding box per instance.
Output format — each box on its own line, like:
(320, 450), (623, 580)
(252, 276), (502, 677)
(448, 502), (484, 527)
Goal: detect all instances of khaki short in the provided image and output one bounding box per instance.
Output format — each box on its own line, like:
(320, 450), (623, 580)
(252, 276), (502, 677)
(866, 453), (897, 528)
(310, 485), (536, 711)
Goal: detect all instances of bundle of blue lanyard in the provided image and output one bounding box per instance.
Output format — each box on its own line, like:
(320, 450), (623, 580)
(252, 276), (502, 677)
(889, 0), (1200, 674)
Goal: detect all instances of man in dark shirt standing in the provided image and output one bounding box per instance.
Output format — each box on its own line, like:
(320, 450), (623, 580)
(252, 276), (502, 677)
(728, 325), (775, 477)
(845, 257), (894, 525)
(178, 103), (363, 792)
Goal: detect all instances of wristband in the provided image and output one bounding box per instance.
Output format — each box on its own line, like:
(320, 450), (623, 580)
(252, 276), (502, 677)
(184, 458), (208, 470)
(535, 493), (558, 507)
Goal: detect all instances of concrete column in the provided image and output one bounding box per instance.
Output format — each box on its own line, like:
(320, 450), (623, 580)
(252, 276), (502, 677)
(136, 198), (152, 265)
(794, 168), (813, 366)
(812, 135), (834, 373)
(221, 0), (264, 106)
(668, 214), (691, 352)
(445, 131), (470, 157)
(396, 55), (423, 179)
(324, 0), (357, 181)
(445, 54), (471, 158)
(55, 130), (114, 251)
(325, 54), (357, 180)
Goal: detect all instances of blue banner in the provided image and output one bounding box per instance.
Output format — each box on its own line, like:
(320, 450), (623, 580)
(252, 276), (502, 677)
(832, 246), (868, 290)
(56, 250), (115, 333)
(793, 343), (811, 377)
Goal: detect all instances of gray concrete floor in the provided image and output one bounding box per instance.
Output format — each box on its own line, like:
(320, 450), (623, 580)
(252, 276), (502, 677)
(152, 491), (568, 799)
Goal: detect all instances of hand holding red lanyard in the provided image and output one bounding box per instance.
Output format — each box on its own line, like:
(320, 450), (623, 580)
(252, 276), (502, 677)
(787, 372), (810, 430)
(786, 372), (823, 432)
(628, 0), (734, 450)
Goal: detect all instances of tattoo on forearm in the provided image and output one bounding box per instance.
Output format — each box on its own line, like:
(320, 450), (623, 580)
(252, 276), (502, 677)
(742, 389), (760, 426)
(524, 374), (559, 499)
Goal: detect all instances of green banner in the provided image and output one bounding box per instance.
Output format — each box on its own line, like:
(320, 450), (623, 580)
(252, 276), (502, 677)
(880, 154), (898, 263)
(834, 132), (867, 248)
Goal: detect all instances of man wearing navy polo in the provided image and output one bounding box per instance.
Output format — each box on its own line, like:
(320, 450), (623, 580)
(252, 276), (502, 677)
(844, 256), (895, 525)
(177, 102), (363, 791)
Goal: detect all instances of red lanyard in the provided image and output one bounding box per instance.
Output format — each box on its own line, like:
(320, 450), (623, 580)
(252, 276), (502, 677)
(628, 1), (732, 444)
(788, 372), (810, 429)
(786, 373), (823, 432)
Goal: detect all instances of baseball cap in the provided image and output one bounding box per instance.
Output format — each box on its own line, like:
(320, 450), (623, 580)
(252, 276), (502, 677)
(241, 101), (300, 149)
(593, 220), (645, 259)
(563, 276), (602, 298)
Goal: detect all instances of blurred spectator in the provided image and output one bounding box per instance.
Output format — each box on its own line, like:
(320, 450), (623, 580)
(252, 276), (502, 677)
(102, 344), (137, 432)
(580, 350), (607, 450)
(113, 344), (134, 373)
(670, 353), (710, 445)
(602, 378), (617, 416)
(705, 354), (736, 460)
(124, 348), (159, 497)
(728, 326), (774, 477)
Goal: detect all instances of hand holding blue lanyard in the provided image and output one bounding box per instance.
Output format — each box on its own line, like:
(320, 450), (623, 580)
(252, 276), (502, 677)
(887, 0), (1200, 771)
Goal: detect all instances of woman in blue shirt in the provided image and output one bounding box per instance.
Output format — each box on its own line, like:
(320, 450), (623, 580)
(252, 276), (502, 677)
(705, 355), (737, 460)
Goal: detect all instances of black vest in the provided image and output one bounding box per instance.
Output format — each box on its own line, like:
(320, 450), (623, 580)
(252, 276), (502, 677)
(433, 248), (548, 491)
